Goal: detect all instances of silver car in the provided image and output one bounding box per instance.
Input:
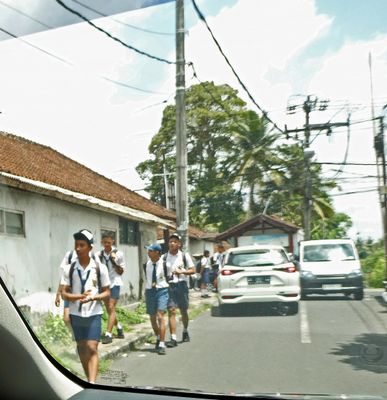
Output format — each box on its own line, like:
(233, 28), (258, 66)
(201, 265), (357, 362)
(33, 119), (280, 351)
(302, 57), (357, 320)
(217, 245), (301, 315)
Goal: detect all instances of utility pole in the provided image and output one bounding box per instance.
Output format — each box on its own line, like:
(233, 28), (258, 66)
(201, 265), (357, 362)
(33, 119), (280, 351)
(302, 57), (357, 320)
(175, 0), (189, 250)
(303, 96), (313, 240)
(285, 95), (349, 240)
(376, 112), (387, 281)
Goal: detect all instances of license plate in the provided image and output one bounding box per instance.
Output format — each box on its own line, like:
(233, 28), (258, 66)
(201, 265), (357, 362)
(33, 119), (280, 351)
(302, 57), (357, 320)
(322, 284), (342, 290)
(247, 276), (270, 285)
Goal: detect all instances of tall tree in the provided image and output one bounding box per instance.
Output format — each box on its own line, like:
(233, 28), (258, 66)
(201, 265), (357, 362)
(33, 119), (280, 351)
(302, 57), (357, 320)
(136, 82), (248, 231)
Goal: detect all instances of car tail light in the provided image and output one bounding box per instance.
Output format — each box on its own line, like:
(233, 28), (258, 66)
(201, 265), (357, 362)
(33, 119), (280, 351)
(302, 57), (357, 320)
(274, 264), (297, 273)
(222, 295), (241, 299)
(221, 269), (241, 276)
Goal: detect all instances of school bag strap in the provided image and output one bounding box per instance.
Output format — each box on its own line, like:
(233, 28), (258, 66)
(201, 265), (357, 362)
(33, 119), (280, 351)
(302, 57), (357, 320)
(68, 260), (102, 294)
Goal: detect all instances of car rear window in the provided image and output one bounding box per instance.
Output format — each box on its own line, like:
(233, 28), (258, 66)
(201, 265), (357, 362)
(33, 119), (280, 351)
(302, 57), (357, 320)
(227, 249), (289, 267)
(302, 243), (356, 262)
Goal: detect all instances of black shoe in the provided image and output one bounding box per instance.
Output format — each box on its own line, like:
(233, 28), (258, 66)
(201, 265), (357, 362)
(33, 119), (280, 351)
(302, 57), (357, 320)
(182, 331), (190, 342)
(158, 346), (166, 355)
(166, 339), (178, 348)
(101, 334), (113, 344)
(116, 328), (124, 339)
(155, 339), (160, 350)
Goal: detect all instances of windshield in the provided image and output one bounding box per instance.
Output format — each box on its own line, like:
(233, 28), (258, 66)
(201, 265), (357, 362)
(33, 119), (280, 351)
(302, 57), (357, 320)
(302, 244), (356, 262)
(1, 0), (387, 398)
(228, 249), (289, 267)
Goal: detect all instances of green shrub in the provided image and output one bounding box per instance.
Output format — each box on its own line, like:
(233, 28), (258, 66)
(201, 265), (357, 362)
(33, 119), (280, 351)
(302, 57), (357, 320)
(36, 313), (72, 348)
(101, 303), (147, 333)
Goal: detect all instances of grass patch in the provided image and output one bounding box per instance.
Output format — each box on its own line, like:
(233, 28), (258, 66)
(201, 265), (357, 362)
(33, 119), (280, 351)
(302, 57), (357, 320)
(188, 303), (212, 320)
(101, 303), (147, 333)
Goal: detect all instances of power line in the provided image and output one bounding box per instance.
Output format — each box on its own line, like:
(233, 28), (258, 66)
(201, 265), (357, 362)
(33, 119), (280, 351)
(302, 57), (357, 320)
(71, 0), (174, 36)
(0, 0), (53, 29)
(190, 0), (284, 134)
(329, 188), (379, 197)
(0, 27), (73, 66)
(0, 26), (169, 95)
(55, 0), (175, 65)
(314, 161), (383, 166)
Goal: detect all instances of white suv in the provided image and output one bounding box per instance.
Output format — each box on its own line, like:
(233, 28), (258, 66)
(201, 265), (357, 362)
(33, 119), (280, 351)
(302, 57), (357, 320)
(217, 245), (300, 315)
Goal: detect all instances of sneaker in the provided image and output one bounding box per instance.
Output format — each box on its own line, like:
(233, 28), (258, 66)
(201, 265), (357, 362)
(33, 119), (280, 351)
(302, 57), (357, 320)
(101, 334), (113, 344)
(166, 339), (178, 348)
(116, 328), (124, 339)
(154, 339), (160, 350)
(182, 331), (190, 342)
(157, 346), (166, 355)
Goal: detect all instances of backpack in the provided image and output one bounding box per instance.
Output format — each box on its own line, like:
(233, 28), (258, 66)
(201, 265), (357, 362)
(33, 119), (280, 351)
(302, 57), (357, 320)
(68, 259), (102, 294)
(195, 259), (202, 273)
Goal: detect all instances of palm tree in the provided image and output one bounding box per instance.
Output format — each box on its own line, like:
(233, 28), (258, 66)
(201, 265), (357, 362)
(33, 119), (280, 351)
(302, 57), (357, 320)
(228, 110), (281, 217)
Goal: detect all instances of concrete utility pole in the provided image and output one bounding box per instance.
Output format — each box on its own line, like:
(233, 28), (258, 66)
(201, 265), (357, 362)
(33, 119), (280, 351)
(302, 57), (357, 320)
(285, 96), (349, 240)
(175, 0), (189, 250)
(303, 96), (313, 240)
(376, 112), (387, 281)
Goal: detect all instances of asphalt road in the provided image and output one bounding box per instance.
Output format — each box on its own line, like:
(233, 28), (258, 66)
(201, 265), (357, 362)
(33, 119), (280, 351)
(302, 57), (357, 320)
(100, 290), (387, 398)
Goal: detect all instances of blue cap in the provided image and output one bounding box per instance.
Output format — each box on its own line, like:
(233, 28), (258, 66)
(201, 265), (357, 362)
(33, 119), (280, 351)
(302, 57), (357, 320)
(145, 243), (162, 252)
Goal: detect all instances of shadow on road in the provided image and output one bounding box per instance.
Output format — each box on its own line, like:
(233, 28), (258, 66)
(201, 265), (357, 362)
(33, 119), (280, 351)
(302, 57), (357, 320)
(330, 333), (387, 374)
(210, 304), (296, 317)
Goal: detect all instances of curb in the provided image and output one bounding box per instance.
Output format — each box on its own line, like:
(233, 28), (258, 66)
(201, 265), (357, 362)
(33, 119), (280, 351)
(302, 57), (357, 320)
(99, 293), (217, 361)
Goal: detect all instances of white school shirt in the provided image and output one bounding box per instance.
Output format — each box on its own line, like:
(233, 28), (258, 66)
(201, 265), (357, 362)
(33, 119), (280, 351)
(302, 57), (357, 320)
(165, 250), (195, 284)
(213, 252), (225, 267)
(61, 258), (110, 317)
(98, 247), (125, 288)
(58, 250), (78, 281)
(201, 256), (210, 269)
(145, 258), (172, 289)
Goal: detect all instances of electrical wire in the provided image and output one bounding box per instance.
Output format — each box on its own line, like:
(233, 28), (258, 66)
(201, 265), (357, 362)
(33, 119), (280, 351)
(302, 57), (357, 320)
(0, 0), (53, 29)
(71, 0), (174, 36)
(0, 26), (169, 95)
(0, 27), (73, 66)
(55, 0), (175, 65)
(190, 0), (284, 134)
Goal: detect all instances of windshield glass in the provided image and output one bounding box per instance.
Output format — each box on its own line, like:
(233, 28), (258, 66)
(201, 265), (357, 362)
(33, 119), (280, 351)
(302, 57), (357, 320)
(1, 0), (387, 398)
(228, 249), (289, 267)
(302, 244), (356, 262)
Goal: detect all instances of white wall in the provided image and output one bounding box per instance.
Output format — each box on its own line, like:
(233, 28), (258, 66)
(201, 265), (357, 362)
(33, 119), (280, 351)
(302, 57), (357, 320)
(0, 185), (152, 304)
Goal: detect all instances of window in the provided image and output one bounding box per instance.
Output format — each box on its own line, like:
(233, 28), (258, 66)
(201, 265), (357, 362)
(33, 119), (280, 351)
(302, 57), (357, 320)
(0, 209), (24, 236)
(119, 218), (138, 245)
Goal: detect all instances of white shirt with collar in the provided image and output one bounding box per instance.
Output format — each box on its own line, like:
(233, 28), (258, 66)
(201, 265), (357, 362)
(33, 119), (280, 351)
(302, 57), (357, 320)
(61, 258), (110, 317)
(98, 247), (125, 288)
(164, 250), (195, 284)
(145, 258), (172, 289)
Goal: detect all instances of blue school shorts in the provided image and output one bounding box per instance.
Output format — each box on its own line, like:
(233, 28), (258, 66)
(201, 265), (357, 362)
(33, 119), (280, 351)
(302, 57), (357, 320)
(168, 281), (189, 311)
(145, 287), (169, 315)
(110, 285), (121, 300)
(70, 314), (102, 342)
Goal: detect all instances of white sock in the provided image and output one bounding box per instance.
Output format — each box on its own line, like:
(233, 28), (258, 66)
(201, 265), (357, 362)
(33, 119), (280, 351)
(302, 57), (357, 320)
(171, 334), (177, 340)
(159, 341), (165, 348)
(117, 323), (122, 330)
(105, 332), (112, 337)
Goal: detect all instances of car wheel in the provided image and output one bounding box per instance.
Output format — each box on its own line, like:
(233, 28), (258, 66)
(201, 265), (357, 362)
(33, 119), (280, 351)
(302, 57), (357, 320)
(219, 304), (232, 316)
(353, 288), (364, 301)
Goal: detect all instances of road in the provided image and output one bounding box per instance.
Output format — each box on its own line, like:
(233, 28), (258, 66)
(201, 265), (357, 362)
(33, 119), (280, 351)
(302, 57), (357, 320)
(100, 290), (387, 397)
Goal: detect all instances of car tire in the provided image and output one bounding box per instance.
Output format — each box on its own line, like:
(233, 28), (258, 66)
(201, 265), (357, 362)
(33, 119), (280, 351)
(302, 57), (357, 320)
(353, 288), (364, 301)
(219, 304), (232, 316)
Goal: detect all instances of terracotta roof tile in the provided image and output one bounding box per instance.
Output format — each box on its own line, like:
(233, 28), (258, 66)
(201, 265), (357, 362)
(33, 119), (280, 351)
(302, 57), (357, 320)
(0, 131), (176, 220)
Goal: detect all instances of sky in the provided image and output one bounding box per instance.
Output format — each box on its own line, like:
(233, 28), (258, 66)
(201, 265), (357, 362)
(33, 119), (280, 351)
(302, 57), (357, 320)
(0, 0), (386, 239)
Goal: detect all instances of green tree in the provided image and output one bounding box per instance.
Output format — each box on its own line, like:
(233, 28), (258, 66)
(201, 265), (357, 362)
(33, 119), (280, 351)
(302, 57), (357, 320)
(136, 82), (247, 230)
